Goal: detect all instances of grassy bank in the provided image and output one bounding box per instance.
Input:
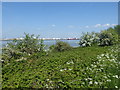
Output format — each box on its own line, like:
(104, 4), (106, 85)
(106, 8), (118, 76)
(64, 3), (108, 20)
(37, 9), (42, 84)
(2, 26), (120, 88)
(2, 45), (119, 88)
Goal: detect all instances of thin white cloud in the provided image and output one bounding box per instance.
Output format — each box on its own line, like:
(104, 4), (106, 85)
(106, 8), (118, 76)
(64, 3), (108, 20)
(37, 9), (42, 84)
(111, 24), (117, 26)
(93, 23), (117, 28)
(103, 23), (110, 27)
(94, 24), (102, 28)
(66, 23), (117, 30)
(48, 24), (56, 28)
(51, 24), (56, 27)
(85, 26), (89, 28)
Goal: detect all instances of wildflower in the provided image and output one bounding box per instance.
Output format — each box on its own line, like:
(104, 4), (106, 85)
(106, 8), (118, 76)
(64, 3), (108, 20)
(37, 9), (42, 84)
(104, 76), (107, 79)
(94, 81), (98, 84)
(89, 81), (92, 84)
(101, 54), (104, 57)
(113, 75), (119, 78)
(60, 69), (63, 71)
(46, 79), (49, 81)
(93, 65), (97, 67)
(81, 82), (85, 85)
(66, 62), (70, 64)
(88, 78), (92, 80)
(82, 43), (86, 46)
(69, 68), (72, 70)
(115, 86), (118, 88)
(107, 79), (111, 82)
(105, 53), (109, 59)
(64, 68), (67, 70)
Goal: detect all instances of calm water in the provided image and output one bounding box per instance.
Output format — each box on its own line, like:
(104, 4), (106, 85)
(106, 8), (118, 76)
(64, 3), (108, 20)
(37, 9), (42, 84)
(1, 40), (80, 49)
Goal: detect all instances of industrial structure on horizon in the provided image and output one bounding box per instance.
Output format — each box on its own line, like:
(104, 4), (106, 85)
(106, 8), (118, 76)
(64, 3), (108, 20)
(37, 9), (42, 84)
(0, 37), (80, 41)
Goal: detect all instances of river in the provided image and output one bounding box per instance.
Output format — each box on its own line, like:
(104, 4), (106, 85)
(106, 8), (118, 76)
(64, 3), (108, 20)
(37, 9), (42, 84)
(1, 40), (80, 49)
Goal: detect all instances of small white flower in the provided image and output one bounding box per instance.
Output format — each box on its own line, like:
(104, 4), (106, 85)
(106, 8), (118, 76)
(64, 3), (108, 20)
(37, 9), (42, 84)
(66, 62), (70, 64)
(113, 75), (118, 78)
(60, 69), (63, 71)
(69, 68), (72, 70)
(115, 86), (118, 88)
(46, 79), (49, 81)
(101, 54), (104, 57)
(81, 82), (85, 85)
(71, 61), (74, 64)
(64, 68), (67, 70)
(89, 81), (92, 84)
(104, 76), (107, 79)
(94, 81), (98, 84)
(107, 79), (111, 82)
(88, 78), (92, 80)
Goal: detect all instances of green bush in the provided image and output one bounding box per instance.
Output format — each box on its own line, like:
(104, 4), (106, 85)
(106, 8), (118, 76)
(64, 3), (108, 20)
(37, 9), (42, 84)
(79, 32), (99, 47)
(2, 33), (45, 62)
(114, 25), (120, 35)
(98, 31), (113, 46)
(50, 41), (72, 52)
(104, 27), (118, 45)
(79, 25), (119, 47)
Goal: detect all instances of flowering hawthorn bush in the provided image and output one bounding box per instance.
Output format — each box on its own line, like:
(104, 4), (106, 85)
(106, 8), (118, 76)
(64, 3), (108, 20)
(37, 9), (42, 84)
(2, 33), (45, 62)
(98, 31), (113, 46)
(79, 32), (99, 47)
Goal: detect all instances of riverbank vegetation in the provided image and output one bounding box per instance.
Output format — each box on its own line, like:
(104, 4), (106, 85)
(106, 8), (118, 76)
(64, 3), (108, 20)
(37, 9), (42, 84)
(1, 25), (120, 88)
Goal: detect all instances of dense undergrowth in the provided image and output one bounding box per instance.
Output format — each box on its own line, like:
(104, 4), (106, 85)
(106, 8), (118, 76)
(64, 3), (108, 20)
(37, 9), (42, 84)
(1, 25), (120, 88)
(2, 45), (119, 88)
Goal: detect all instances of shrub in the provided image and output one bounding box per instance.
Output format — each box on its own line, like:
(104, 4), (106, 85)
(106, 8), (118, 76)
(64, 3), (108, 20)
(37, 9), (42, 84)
(79, 26), (118, 47)
(2, 33), (45, 62)
(49, 45), (55, 52)
(79, 32), (99, 47)
(98, 31), (113, 46)
(114, 25), (120, 35)
(50, 41), (72, 52)
(105, 27), (118, 45)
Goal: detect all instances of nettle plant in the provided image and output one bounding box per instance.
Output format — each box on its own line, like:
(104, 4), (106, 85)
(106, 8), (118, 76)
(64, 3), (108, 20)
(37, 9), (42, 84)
(79, 32), (99, 47)
(2, 33), (45, 62)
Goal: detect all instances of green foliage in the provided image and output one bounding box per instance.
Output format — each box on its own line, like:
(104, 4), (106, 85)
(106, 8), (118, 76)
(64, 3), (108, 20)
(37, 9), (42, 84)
(113, 25), (120, 43)
(79, 25), (119, 47)
(49, 45), (55, 52)
(50, 41), (72, 52)
(79, 32), (99, 47)
(2, 45), (119, 88)
(2, 26), (119, 88)
(2, 33), (45, 62)
(98, 31), (113, 46)
(104, 27), (118, 45)
(114, 25), (120, 35)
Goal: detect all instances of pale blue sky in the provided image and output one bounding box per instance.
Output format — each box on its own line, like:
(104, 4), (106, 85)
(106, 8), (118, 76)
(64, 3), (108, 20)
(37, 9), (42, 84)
(2, 2), (118, 38)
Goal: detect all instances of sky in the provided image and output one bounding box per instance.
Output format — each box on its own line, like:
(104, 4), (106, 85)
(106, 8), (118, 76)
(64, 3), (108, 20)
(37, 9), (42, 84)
(2, 2), (118, 39)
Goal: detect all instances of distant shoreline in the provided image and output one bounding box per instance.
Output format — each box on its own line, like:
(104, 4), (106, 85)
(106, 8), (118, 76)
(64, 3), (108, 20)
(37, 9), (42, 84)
(0, 38), (80, 41)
